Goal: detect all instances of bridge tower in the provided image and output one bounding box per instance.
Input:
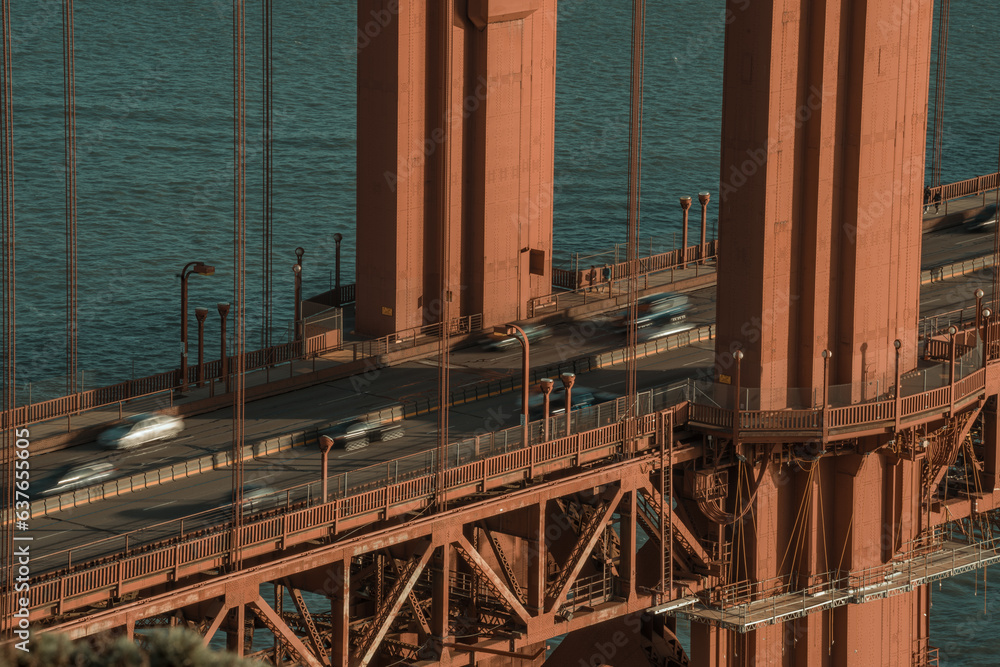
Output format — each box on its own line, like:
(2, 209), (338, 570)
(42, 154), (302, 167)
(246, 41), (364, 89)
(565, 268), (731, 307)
(707, 0), (936, 664)
(355, 0), (556, 337)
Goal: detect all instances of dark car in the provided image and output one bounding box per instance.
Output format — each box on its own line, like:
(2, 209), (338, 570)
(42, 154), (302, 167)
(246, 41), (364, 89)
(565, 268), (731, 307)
(614, 293), (691, 331)
(324, 418), (405, 451)
(41, 462), (118, 496)
(965, 204), (997, 232)
(480, 324), (553, 351)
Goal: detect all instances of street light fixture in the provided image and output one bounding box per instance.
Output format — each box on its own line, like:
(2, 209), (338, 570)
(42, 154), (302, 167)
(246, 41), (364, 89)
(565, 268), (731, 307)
(494, 323), (531, 447)
(975, 288), (985, 337)
(178, 261), (215, 392)
(560, 372), (576, 437)
(697, 192), (710, 263)
(732, 349), (743, 447)
(893, 340), (902, 431)
(195, 307), (209, 388)
(218, 302), (231, 393)
(984, 308), (993, 363)
(539, 378), (554, 442)
(333, 234), (344, 306)
(293, 263), (303, 342)
(319, 435), (334, 503)
(679, 196), (692, 268)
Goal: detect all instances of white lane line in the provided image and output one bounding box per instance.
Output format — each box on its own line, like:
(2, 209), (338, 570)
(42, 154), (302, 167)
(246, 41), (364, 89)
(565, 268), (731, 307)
(143, 501), (177, 512)
(683, 359), (703, 366)
(922, 298), (940, 304)
(37, 531), (66, 542)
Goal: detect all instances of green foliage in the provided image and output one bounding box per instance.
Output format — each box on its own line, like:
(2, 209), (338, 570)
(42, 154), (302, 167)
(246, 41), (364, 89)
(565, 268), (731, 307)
(1, 629), (263, 667)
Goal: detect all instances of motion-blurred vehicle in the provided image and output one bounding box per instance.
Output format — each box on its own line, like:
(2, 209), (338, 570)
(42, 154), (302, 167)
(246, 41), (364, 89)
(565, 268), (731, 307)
(524, 385), (619, 421)
(614, 293), (691, 331)
(237, 481), (281, 515)
(324, 418), (405, 450)
(638, 321), (696, 343)
(42, 462), (117, 496)
(965, 204), (997, 232)
(98, 413), (184, 450)
(480, 324), (553, 351)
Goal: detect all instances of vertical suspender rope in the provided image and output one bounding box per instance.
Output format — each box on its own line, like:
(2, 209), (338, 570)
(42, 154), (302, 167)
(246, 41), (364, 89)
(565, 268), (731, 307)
(63, 0), (78, 396)
(929, 0), (950, 188)
(231, 0), (246, 571)
(262, 0), (272, 349)
(436, 3), (453, 511)
(0, 0), (14, 637)
(624, 0), (645, 422)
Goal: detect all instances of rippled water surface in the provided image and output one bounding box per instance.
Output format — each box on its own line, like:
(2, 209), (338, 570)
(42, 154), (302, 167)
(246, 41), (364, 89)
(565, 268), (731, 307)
(5, 1), (1000, 661)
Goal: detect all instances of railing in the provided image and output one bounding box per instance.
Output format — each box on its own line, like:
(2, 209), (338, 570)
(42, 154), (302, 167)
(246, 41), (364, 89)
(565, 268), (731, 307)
(531, 240), (719, 317)
(927, 171), (1000, 206)
(0, 312), (478, 431)
(343, 313), (484, 360)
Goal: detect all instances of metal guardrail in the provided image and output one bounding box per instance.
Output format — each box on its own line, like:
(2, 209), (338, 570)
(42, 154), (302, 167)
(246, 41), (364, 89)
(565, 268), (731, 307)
(926, 171), (1000, 207)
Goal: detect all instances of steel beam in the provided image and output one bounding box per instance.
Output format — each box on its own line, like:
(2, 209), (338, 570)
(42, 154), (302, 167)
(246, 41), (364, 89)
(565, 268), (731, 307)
(249, 594), (324, 667)
(546, 487), (623, 611)
(453, 534), (532, 625)
(285, 581), (330, 665)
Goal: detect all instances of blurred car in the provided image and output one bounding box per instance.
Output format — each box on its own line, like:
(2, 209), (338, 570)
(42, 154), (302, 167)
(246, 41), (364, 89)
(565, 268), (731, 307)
(42, 462), (117, 496)
(965, 204), (997, 232)
(524, 385), (619, 421)
(638, 320), (696, 343)
(614, 293), (691, 331)
(98, 413), (184, 450)
(237, 481), (281, 515)
(324, 418), (405, 450)
(480, 324), (553, 351)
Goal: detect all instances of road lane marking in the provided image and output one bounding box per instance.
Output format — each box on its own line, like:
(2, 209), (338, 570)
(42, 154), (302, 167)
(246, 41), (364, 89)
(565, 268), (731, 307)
(143, 501), (177, 511)
(683, 359), (703, 366)
(37, 531), (66, 542)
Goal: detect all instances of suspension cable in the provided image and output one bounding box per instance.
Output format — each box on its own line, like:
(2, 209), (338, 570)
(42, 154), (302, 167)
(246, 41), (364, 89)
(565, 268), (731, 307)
(231, 0), (247, 570)
(261, 0), (272, 348)
(624, 0), (645, 417)
(62, 0), (78, 395)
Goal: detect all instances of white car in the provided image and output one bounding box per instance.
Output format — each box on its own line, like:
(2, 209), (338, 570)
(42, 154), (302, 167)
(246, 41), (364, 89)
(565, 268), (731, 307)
(42, 462), (117, 496)
(98, 413), (185, 450)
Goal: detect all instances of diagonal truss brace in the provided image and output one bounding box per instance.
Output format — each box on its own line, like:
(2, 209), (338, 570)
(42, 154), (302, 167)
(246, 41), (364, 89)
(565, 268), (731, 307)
(200, 600), (230, 647)
(479, 522), (525, 603)
(639, 487), (711, 570)
(453, 534), (532, 625)
(285, 580), (331, 665)
(546, 486), (623, 612)
(353, 542), (432, 667)
(250, 594), (324, 667)
(386, 550), (432, 638)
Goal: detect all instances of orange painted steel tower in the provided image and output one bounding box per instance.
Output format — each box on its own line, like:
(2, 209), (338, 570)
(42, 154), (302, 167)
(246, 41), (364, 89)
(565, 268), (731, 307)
(709, 0), (936, 664)
(356, 0), (556, 337)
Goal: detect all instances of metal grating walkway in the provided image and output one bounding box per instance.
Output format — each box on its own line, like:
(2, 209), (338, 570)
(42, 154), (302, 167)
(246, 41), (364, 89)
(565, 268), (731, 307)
(655, 539), (1000, 633)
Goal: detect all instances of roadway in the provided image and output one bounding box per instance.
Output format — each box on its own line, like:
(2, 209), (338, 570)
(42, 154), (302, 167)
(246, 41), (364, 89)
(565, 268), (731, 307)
(21, 224), (996, 570)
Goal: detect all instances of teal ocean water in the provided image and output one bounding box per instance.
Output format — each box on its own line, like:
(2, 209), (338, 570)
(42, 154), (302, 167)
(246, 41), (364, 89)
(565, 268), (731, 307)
(5, 2), (999, 662)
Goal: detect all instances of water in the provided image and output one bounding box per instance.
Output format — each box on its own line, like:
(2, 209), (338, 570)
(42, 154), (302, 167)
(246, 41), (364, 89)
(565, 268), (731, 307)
(4, 0), (1000, 661)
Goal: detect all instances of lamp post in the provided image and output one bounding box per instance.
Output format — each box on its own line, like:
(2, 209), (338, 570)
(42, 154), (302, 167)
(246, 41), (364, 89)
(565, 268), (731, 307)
(893, 340), (902, 431)
(293, 262), (303, 343)
(495, 324), (531, 448)
(976, 289), (985, 338)
(820, 349), (832, 439)
(319, 435), (334, 503)
(218, 302), (230, 393)
(539, 378), (554, 442)
(948, 325), (958, 415)
(333, 234), (343, 306)
(679, 196), (692, 268)
(698, 192), (710, 264)
(195, 307), (209, 388)
(560, 372), (576, 437)
(732, 349), (743, 447)
(983, 308), (992, 365)
(178, 261), (215, 392)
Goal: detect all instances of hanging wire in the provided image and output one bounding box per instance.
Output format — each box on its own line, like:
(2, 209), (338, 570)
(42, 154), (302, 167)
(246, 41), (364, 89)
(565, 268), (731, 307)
(435, 2), (453, 512)
(624, 0), (645, 422)
(0, 0), (14, 636)
(230, 0), (247, 570)
(261, 0), (272, 349)
(62, 0), (78, 395)
(929, 0), (950, 188)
